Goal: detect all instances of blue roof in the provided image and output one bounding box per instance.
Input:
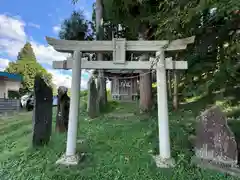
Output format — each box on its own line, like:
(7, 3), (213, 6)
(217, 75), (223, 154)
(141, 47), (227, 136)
(0, 71), (22, 81)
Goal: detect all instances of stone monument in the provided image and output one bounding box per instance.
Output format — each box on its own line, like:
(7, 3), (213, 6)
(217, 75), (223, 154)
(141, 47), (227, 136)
(56, 86), (70, 132)
(192, 105), (240, 176)
(32, 75), (53, 147)
(87, 77), (99, 118)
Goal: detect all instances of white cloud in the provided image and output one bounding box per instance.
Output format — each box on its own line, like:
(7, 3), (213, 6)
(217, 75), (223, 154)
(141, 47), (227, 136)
(48, 69), (72, 88)
(31, 41), (68, 65)
(28, 22), (40, 29)
(0, 14), (26, 42)
(0, 58), (10, 71)
(48, 68), (110, 90)
(53, 25), (61, 34)
(0, 14), (68, 65)
(48, 69), (90, 90)
(0, 14), (70, 88)
(0, 14), (108, 91)
(0, 38), (25, 57)
(0, 14), (26, 58)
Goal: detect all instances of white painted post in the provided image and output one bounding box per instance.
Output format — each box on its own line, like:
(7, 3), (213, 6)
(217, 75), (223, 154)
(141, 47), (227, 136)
(155, 51), (174, 167)
(66, 51), (82, 157)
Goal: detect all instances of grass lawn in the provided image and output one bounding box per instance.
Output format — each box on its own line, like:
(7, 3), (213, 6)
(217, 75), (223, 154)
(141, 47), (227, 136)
(0, 102), (239, 180)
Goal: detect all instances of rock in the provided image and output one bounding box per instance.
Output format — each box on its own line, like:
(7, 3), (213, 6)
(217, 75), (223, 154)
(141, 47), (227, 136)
(56, 86), (70, 132)
(194, 106), (238, 167)
(87, 77), (99, 118)
(32, 75), (53, 147)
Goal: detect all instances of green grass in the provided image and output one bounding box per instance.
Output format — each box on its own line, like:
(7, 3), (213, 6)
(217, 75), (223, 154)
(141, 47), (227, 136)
(0, 101), (240, 180)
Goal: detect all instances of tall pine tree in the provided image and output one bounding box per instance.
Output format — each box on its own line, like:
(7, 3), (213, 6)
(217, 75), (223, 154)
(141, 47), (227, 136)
(17, 42), (36, 61)
(5, 42), (53, 94)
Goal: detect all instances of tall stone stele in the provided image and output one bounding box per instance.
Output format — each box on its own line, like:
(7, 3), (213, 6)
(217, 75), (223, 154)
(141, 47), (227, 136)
(87, 77), (100, 118)
(32, 74), (53, 147)
(56, 86), (70, 132)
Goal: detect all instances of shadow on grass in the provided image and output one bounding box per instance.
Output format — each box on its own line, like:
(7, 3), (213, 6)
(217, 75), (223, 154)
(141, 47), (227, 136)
(100, 100), (120, 114)
(147, 110), (195, 160)
(180, 95), (215, 116)
(227, 108), (240, 119)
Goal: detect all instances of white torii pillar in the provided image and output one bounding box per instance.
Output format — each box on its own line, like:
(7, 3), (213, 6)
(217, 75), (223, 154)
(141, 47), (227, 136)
(56, 50), (82, 165)
(153, 51), (174, 167)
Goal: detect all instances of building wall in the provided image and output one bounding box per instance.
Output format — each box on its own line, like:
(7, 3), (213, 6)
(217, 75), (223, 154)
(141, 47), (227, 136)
(0, 80), (21, 98)
(0, 81), (6, 98)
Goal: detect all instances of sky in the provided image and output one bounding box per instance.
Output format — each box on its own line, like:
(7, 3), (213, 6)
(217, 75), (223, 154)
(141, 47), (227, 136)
(0, 0), (96, 89)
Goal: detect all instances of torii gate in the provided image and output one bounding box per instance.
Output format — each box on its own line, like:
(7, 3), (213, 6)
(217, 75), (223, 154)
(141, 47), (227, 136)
(46, 36), (195, 167)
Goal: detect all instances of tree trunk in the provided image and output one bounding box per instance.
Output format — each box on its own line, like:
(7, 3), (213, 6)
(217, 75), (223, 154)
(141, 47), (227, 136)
(167, 70), (172, 99)
(96, 0), (107, 108)
(139, 69), (152, 112)
(138, 28), (152, 113)
(173, 70), (178, 110)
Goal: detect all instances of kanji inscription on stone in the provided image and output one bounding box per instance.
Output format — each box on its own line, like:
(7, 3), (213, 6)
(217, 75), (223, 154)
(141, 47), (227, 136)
(32, 75), (53, 146)
(56, 86), (70, 132)
(195, 106), (238, 167)
(87, 77), (99, 118)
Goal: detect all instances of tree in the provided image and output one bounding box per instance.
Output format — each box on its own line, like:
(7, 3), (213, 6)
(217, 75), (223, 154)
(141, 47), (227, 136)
(94, 0), (107, 108)
(17, 42), (36, 61)
(59, 11), (93, 41)
(72, 0), (240, 112)
(102, 0), (159, 112)
(71, 0), (108, 110)
(155, 0), (240, 108)
(59, 10), (95, 62)
(5, 42), (53, 94)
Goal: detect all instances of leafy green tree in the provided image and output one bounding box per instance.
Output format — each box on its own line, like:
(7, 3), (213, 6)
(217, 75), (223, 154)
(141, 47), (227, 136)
(17, 42), (36, 61)
(59, 11), (94, 41)
(59, 10), (95, 61)
(72, 0), (158, 112)
(5, 42), (53, 95)
(71, 0), (240, 112)
(102, 0), (159, 112)
(69, 1), (108, 110)
(155, 0), (240, 107)
(52, 84), (58, 96)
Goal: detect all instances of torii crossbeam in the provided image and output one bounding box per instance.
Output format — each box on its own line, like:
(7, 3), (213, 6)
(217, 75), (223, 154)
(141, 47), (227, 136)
(52, 57), (187, 70)
(46, 36), (195, 167)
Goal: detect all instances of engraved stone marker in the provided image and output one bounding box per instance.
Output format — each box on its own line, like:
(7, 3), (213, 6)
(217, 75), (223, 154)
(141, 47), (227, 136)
(32, 75), (53, 146)
(193, 106), (238, 167)
(87, 77), (99, 118)
(56, 86), (70, 132)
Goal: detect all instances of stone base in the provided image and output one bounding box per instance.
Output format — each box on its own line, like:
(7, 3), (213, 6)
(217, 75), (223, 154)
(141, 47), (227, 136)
(77, 139), (85, 144)
(191, 156), (240, 177)
(65, 138), (85, 144)
(56, 153), (84, 166)
(153, 155), (175, 168)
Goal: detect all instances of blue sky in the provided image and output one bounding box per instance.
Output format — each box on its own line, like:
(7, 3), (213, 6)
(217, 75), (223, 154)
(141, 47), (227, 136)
(0, 0), (94, 89)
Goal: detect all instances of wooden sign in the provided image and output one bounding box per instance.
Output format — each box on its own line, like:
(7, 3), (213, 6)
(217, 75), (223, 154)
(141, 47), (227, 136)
(120, 80), (131, 88)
